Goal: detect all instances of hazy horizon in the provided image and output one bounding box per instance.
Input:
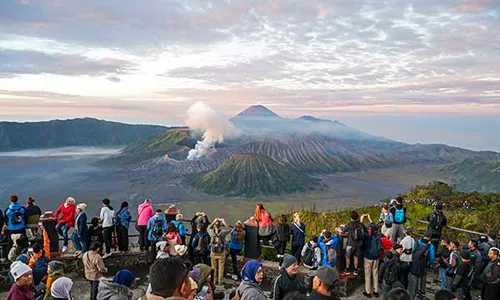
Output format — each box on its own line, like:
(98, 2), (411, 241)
(1, 0), (499, 151)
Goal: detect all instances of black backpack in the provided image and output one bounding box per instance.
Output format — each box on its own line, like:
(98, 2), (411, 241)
(152, 218), (164, 239)
(10, 208), (24, 225)
(353, 221), (363, 241)
(429, 212), (445, 231)
(383, 261), (399, 284)
(303, 245), (317, 267)
(195, 233), (209, 256)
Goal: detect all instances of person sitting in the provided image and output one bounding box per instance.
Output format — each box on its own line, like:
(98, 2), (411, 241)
(5, 195), (27, 248)
(318, 230), (339, 268)
(164, 222), (182, 256)
(236, 261), (266, 300)
(270, 254), (307, 300)
(254, 204), (274, 246)
(72, 203), (88, 255)
(172, 214), (187, 245)
(147, 257), (192, 299)
(28, 242), (49, 286)
(25, 196), (42, 231)
(45, 261), (65, 300)
(8, 234), (28, 262)
(54, 197), (76, 252)
(301, 235), (322, 270)
(192, 264), (216, 300)
(50, 277), (73, 300)
(8, 261), (34, 300)
(156, 241), (170, 259)
(147, 209), (168, 263)
(309, 265), (340, 300)
(88, 217), (104, 254)
(174, 244), (188, 258)
(98, 269), (135, 300)
(387, 283), (410, 300)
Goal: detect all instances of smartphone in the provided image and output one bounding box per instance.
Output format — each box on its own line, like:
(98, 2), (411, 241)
(199, 285), (209, 297)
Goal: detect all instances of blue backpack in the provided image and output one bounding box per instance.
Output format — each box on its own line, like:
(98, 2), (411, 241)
(394, 208), (405, 223)
(368, 235), (382, 258)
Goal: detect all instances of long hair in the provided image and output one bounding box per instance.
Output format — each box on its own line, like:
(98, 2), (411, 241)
(254, 203), (265, 222)
(235, 221), (245, 243)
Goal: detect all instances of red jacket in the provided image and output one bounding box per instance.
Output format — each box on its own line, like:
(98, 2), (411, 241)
(54, 203), (76, 227)
(379, 236), (393, 259)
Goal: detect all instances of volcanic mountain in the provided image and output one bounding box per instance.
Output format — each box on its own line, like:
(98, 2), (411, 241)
(103, 105), (500, 197)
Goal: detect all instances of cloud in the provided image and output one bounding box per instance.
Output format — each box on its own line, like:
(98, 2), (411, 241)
(106, 76), (121, 83)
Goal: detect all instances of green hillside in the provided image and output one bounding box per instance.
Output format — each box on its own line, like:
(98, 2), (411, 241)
(102, 128), (191, 165)
(442, 158), (500, 192)
(188, 153), (318, 197)
(0, 118), (167, 151)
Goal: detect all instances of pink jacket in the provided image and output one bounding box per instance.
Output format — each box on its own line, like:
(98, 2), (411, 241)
(166, 232), (182, 256)
(137, 202), (154, 226)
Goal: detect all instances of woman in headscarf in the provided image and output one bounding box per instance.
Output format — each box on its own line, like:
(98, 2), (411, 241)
(50, 277), (73, 300)
(97, 269), (135, 300)
(236, 261), (266, 300)
(45, 261), (65, 300)
(72, 203), (88, 255)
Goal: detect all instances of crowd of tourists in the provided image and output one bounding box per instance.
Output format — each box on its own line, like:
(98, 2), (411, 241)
(2, 194), (500, 300)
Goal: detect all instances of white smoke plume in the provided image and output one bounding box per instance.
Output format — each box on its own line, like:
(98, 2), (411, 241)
(185, 101), (235, 160)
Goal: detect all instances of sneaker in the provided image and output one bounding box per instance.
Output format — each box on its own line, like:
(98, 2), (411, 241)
(373, 292), (379, 298)
(102, 253), (112, 259)
(340, 270), (351, 276)
(353, 269), (360, 276)
(61, 246), (68, 252)
(231, 275), (239, 281)
(363, 292), (372, 298)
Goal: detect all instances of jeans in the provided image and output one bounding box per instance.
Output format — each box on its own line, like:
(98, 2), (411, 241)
(137, 225), (149, 251)
(230, 248), (242, 276)
(71, 233), (87, 252)
(55, 223), (70, 247)
(150, 240), (158, 263)
(291, 245), (303, 264)
(381, 282), (391, 300)
(408, 273), (421, 300)
(364, 258), (379, 294)
(439, 267), (448, 290)
(390, 224), (405, 244)
(116, 225), (129, 251)
(90, 280), (99, 300)
(102, 226), (114, 254)
(211, 252), (226, 284)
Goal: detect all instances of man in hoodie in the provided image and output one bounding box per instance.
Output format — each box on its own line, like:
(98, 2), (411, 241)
(408, 240), (431, 300)
(417, 231), (436, 298)
(147, 209), (168, 263)
(318, 230), (340, 268)
(148, 257), (192, 300)
(270, 254), (308, 300)
(379, 251), (400, 300)
(309, 265), (340, 300)
(362, 218), (382, 298)
(427, 201), (447, 250)
(5, 195), (27, 248)
(452, 250), (474, 300)
(390, 197), (407, 244)
(98, 269), (135, 300)
(54, 197), (76, 252)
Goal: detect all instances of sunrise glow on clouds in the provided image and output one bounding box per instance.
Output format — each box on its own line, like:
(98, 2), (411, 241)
(0, 0), (499, 128)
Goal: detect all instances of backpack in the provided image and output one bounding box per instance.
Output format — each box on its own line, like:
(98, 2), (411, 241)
(429, 212), (445, 231)
(10, 207), (24, 225)
(113, 209), (122, 227)
(195, 233), (209, 256)
(211, 233), (225, 254)
(368, 235), (382, 258)
(352, 221), (363, 241)
(394, 208), (405, 223)
(446, 251), (462, 276)
(326, 245), (337, 264)
(152, 218), (165, 239)
(383, 261), (399, 284)
(303, 245), (317, 267)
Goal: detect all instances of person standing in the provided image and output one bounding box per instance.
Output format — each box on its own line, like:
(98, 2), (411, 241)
(416, 232), (435, 299)
(83, 242), (108, 300)
(54, 197), (76, 252)
(254, 204), (274, 245)
(408, 241), (431, 300)
(208, 218), (231, 284)
(400, 228), (416, 288)
(467, 239), (483, 287)
(72, 203), (88, 255)
(25, 196), (42, 229)
(481, 247), (500, 300)
(379, 204), (393, 238)
(318, 230), (340, 268)
(452, 251), (474, 300)
(362, 219), (382, 298)
(229, 221), (245, 280)
(116, 201), (132, 253)
(147, 209), (167, 263)
(342, 210), (364, 276)
(427, 201), (447, 250)
(437, 239), (452, 291)
(291, 213), (306, 264)
(87, 217), (103, 254)
(379, 251), (400, 300)
(100, 199), (115, 259)
(389, 196), (407, 244)
(5, 195), (27, 249)
(137, 199), (155, 252)
(445, 241), (461, 292)
(8, 261), (34, 300)
(274, 215), (291, 267)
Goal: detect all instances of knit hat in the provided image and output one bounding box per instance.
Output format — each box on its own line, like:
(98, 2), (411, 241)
(76, 203), (87, 211)
(113, 269), (135, 287)
(66, 197), (75, 204)
(282, 254), (297, 269)
(174, 244), (188, 256)
(48, 260), (64, 272)
(460, 250), (471, 260)
(315, 265), (339, 287)
(10, 261), (32, 281)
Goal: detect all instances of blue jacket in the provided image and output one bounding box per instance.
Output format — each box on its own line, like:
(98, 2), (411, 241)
(5, 203), (26, 231)
(419, 239), (435, 265)
(75, 211), (88, 240)
(318, 234), (339, 267)
(171, 220), (186, 237)
(118, 208), (132, 229)
(147, 214), (167, 241)
(230, 228), (244, 250)
(291, 222), (306, 247)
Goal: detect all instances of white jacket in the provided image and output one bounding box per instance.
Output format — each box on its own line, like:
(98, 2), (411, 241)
(400, 236), (415, 262)
(100, 206), (115, 228)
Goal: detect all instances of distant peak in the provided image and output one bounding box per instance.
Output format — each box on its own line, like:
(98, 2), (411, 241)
(298, 115), (345, 126)
(234, 105), (281, 119)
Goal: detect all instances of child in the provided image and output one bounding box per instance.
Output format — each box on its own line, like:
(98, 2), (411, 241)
(87, 217), (103, 255)
(44, 260), (65, 300)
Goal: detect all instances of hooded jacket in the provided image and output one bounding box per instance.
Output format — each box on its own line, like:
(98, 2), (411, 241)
(194, 264), (215, 294)
(97, 279), (134, 300)
(5, 203), (26, 231)
(54, 203), (75, 227)
(137, 202), (155, 226)
(236, 280), (266, 300)
(301, 241), (322, 269)
(75, 211), (88, 239)
(318, 234), (340, 267)
(147, 214), (167, 242)
(419, 238), (435, 265)
(410, 243), (431, 277)
(270, 268), (307, 300)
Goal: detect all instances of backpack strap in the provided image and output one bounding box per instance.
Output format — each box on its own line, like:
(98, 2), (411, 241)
(293, 222), (304, 234)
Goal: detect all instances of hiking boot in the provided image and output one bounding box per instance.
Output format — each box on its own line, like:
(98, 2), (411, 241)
(363, 292), (372, 298)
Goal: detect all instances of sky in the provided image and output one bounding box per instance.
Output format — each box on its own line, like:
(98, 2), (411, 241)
(0, 0), (499, 151)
